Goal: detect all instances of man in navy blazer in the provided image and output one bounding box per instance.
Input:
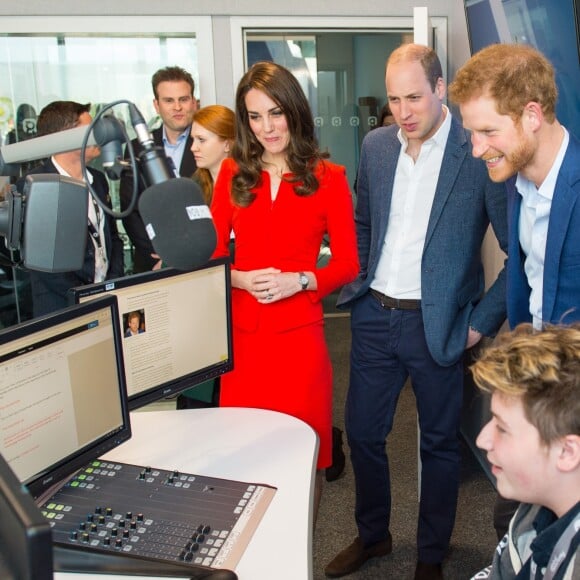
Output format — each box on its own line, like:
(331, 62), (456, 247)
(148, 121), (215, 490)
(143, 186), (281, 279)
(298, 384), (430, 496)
(120, 66), (197, 273)
(450, 43), (580, 330)
(325, 45), (508, 580)
(450, 43), (580, 539)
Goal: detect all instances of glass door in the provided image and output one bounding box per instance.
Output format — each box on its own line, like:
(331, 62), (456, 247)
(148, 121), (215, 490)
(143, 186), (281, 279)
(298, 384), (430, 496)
(246, 30), (412, 185)
(0, 16), (214, 325)
(233, 15), (447, 186)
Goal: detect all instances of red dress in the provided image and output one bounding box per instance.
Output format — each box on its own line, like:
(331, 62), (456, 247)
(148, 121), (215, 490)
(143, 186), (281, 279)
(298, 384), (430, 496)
(211, 158), (359, 469)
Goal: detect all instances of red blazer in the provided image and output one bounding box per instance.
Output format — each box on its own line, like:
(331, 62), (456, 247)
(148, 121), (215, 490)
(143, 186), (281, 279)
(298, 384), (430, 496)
(211, 158), (359, 333)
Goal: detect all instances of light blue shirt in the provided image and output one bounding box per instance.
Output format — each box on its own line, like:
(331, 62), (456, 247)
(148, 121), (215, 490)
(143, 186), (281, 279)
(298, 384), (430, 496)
(162, 126), (190, 177)
(516, 127), (569, 329)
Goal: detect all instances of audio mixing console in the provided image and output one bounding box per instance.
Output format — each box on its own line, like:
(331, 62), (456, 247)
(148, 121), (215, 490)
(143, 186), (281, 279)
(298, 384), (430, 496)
(38, 459), (276, 576)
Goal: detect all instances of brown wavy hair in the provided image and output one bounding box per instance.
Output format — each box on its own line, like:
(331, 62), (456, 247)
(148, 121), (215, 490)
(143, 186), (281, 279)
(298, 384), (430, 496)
(231, 61), (328, 207)
(191, 105), (235, 204)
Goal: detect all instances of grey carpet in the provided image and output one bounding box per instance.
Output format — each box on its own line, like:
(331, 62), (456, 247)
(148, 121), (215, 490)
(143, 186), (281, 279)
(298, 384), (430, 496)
(314, 314), (498, 580)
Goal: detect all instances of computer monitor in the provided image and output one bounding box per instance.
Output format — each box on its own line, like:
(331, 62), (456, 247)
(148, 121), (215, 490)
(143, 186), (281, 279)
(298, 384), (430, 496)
(0, 452), (53, 580)
(69, 257), (233, 411)
(0, 295), (130, 500)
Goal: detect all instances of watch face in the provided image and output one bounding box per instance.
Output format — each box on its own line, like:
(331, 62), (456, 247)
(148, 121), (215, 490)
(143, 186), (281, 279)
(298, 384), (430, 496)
(299, 273), (309, 289)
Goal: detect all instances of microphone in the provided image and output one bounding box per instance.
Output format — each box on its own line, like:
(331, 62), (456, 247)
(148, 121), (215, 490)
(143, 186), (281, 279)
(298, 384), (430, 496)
(128, 103), (174, 185)
(92, 114), (128, 180)
(138, 178), (217, 271)
(0, 100), (216, 272)
(128, 104), (216, 270)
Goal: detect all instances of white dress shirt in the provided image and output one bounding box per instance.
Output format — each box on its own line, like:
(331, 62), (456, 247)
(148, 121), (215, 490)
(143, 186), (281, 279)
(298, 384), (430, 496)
(517, 127), (569, 329)
(372, 106), (452, 299)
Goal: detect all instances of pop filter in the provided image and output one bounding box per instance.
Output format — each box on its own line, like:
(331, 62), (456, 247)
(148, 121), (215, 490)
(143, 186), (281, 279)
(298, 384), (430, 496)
(138, 178), (217, 271)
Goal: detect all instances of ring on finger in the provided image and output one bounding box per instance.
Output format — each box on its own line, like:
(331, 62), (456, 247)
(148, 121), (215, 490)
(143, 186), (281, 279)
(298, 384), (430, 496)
(266, 293), (274, 300)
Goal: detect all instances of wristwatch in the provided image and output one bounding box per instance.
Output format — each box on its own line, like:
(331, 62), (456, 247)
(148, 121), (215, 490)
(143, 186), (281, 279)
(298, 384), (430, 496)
(298, 272), (309, 291)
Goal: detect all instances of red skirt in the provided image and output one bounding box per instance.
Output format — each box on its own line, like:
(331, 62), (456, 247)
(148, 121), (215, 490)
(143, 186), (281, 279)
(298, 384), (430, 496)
(220, 319), (332, 469)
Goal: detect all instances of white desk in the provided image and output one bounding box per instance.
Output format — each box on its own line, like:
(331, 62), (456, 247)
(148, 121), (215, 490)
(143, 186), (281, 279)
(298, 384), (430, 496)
(55, 407), (318, 580)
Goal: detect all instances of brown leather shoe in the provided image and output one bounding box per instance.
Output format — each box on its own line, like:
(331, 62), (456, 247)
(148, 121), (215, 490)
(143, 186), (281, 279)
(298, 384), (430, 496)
(324, 535), (393, 577)
(414, 561), (443, 580)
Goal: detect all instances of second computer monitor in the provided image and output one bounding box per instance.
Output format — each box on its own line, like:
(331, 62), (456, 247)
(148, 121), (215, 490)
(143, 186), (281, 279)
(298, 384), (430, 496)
(70, 258), (233, 410)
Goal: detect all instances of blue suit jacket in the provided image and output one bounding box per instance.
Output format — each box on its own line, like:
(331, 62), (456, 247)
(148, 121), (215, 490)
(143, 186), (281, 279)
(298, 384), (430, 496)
(338, 118), (508, 366)
(506, 131), (580, 327)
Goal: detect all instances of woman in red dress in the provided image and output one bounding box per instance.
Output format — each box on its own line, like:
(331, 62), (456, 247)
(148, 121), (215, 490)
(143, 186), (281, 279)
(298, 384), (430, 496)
(210, 62), (359, 519)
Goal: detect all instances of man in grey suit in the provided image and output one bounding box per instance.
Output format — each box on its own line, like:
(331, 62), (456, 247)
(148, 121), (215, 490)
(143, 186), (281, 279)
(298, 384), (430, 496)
(120, 66), (197, 273)
(325, 44), (508, 580)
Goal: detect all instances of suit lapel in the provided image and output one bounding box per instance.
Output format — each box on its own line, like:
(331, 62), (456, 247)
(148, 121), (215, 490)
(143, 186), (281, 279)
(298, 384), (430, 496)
(374, 133), (400, 250)
(424, 119), (467, 249)
(542, 170), (578, 321)
(179, 134), (197, 177)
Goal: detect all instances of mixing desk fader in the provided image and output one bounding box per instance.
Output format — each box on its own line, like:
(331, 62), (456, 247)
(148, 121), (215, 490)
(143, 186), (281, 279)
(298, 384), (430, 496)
(38, 459), (276, 574)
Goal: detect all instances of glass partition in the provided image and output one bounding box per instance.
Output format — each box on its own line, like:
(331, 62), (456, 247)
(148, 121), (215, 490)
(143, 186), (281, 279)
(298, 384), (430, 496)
(0, 35), (199, 147)
(0, 15), (212, 327)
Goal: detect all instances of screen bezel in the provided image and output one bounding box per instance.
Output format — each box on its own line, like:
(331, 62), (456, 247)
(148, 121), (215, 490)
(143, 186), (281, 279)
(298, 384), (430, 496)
(69, 257), (233, 411)
(0, 296), (131, 499)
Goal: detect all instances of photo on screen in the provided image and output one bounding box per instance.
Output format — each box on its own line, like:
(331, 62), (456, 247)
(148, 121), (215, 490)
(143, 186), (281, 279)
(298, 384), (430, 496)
(69, 257), (233, 410)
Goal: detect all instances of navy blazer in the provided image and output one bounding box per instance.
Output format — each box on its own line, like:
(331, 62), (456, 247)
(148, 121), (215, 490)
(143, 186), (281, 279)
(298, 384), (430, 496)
(20, 159), (125, 317)
(120, 126), (196, 272)
(506, 131), (580, 327)
(338, 118), (508, 367)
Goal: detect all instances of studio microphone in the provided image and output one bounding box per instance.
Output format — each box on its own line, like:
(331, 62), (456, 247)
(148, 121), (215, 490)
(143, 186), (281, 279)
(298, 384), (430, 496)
(92, 114), (127, 180)
(127, 102), (217, 270)
(128, 103), (174, 184)
(138, 178), (217, 271)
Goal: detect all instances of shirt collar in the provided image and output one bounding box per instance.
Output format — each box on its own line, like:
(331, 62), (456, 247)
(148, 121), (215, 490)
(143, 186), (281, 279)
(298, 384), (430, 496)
(516, 126), (569, 202)
(162, 125), (190, 147)
(397, 104), (452, 150)
(51, 156), (94, 184)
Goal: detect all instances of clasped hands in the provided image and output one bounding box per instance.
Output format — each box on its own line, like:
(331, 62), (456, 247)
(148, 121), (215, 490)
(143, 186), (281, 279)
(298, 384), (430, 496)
(235, 268), (300, 304)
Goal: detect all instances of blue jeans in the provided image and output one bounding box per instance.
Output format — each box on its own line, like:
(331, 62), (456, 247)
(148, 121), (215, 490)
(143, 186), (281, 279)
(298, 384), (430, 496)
(345, 292), (463, 563)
